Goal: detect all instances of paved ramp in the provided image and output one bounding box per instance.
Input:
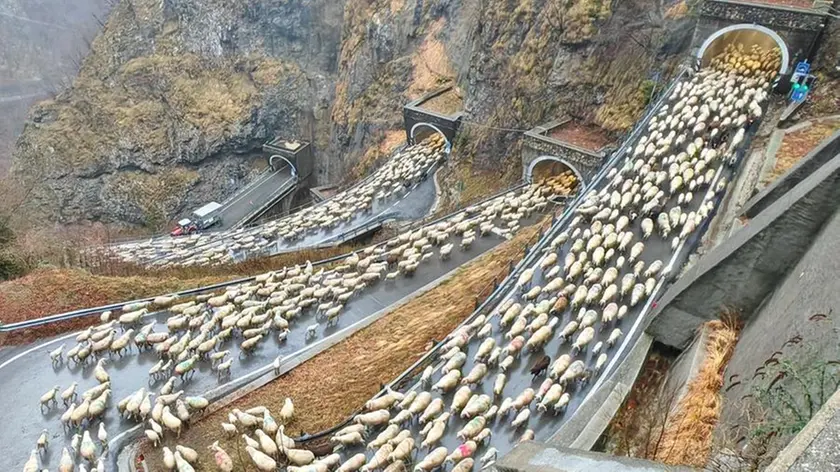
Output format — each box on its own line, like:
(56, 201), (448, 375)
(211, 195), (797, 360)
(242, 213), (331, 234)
(214, 166), (297, 230)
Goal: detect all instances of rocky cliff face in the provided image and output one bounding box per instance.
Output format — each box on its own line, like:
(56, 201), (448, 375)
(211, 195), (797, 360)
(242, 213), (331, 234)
(10, 0), (693, 227)
(0, 0), (114, 173)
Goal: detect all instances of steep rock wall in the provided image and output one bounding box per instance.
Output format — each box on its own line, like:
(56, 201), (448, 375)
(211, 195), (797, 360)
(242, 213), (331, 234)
(10, 0), (695, 227)
(11, 0), (342, 227)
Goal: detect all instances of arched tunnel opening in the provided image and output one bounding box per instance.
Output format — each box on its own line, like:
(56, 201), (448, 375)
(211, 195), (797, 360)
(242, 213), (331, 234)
(697, 24), (790, 78)
(410, 123), (452, 153)
(527, 157), (582, 199)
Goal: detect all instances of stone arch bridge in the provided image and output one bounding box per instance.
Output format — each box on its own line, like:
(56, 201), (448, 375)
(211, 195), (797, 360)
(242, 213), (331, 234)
(521, 121), (608, 187)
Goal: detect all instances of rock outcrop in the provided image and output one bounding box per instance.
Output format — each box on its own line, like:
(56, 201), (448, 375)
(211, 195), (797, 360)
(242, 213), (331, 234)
(11, 0), (694, 227)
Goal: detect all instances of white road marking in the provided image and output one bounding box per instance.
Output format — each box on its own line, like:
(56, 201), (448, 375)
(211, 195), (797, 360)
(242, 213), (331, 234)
(0, 332), (79, 371)
(584, 160), (729, 400)
(0, 309), (168, 371)
(107, 296), (420, 448)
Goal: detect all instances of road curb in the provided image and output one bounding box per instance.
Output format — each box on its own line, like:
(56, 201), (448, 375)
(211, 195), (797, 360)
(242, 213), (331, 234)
(549, 333), (654, 450)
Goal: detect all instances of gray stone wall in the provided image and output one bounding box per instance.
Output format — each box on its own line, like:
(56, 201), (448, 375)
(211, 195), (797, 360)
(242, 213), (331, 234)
(699, 0), (826, 32)
(403, 87), (463, 146)
(521, 131), (605, 184)
(715, 205), (840, 437)
(743, 130), (840, 217)
(264, 140), (315, 182)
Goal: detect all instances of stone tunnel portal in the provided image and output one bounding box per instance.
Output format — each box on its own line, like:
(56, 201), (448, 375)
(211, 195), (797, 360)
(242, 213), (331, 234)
(697, 24), (790, 75)
(526, 156), (586, 188)
(410, 122), (452, 153)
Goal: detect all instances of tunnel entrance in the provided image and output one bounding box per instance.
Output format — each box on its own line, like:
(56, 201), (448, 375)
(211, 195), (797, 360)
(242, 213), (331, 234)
(409, 123), (452, 153)
(526, 156), (583, 197)
(697, 24), (790, 75)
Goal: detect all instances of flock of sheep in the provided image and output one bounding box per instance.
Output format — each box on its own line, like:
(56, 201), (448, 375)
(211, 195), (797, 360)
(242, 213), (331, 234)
(22, 172), (573, 472)
(169, 56), (772, 471)
(105, 135), (448, 269)
(19, 39), (777, 471)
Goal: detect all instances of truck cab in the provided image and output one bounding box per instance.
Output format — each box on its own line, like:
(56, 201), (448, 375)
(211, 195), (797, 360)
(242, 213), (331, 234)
(170, 202), (223, 236)
(170, 218), (197, 236)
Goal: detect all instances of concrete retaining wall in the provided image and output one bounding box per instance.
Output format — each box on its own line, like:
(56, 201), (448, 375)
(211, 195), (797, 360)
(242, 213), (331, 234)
(548, 334), (653, 450)
(496, 441), (697, 472)
(767, 388), (840, 471)
(743, 129), (840, 218)
(646, 150), (840, 349)
(715, 202), (840, 438)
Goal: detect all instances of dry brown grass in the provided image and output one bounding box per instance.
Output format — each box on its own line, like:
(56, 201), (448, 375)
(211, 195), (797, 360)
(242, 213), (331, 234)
(420, 88), (464, 116)
(409, 19), (455, 99)
(390, 0), (405, 12)
(0, 268), (226, 346)
(653, 318), (741, 467)
(91, 242), (364, 280)
(140, 219), (550, 471)
(600, 348), (677, 458)
(0, 242), (367, 345)
(768, 118), (840, 183)
(664, 0), (688, 19)
(548, 120), (613, 151)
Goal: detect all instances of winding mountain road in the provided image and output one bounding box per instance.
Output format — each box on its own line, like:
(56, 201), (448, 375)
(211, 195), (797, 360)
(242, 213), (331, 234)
(0, 206), (552, 471)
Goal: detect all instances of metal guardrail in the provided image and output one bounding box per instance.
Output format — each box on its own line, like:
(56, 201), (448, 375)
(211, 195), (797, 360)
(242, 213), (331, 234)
(0, 169), (528, 334)
(6, 67), (683, 337)
(0, 251), (355, 333)
(100, 168), (277, 248)
(236, 143), (418, 233)
(295, 66), (689, 444)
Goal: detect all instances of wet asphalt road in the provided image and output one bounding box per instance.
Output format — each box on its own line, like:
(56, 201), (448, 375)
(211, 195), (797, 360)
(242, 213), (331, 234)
(334, 161), (741, 467)
(214, 166), (296, 231)
(258, 171), (439, 258)
(331, 89), (754, 465)
(0, 208), (548, 472)
(145, 171), (439, 268)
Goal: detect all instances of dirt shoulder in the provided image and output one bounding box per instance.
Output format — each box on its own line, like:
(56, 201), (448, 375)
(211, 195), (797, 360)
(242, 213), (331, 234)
(0, 268), (226, 345)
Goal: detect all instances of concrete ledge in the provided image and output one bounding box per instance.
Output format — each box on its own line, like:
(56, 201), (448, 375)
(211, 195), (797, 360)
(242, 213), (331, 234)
(548, 333), (653, 450)
(647, 150), (840, 348)
(744, 129), (840, 218)
(310, 185), (337, 202)
(496, 441), (697, 472)
(767, 388), (840, 471)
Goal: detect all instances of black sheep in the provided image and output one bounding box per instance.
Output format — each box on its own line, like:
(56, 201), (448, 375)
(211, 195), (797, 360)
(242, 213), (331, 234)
(530, 355), (550, 379)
